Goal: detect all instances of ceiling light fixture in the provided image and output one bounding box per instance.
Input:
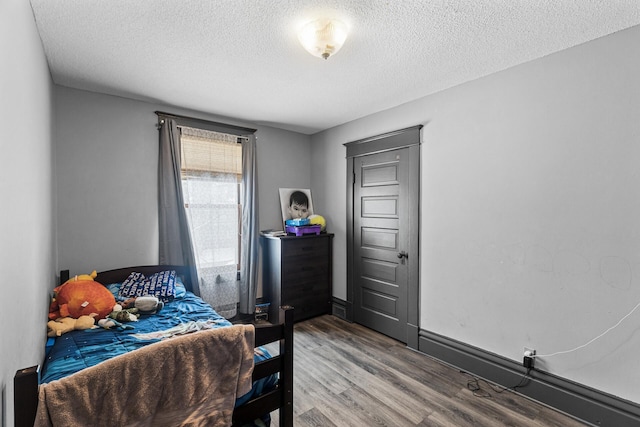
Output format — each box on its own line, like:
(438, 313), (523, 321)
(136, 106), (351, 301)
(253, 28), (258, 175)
(298, 18), (348, 60)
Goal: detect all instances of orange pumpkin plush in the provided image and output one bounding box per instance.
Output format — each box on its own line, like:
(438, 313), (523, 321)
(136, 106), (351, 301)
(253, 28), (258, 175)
(49, 273), (116, 320)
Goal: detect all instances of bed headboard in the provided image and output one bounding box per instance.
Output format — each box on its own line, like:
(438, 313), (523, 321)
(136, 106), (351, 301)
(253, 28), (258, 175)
(62, 265), (193, 289)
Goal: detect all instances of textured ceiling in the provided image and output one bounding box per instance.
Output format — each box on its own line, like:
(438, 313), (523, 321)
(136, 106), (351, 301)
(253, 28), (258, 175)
(30, 0), (640, 135)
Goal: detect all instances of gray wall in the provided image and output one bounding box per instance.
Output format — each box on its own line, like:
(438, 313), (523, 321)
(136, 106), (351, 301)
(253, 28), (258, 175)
(0, 1), (55, 426)
(312, 25), (640, 403)
(54, 86), (311, 281)
(5, 0), (638, 419)
(55, 87), (159, 273)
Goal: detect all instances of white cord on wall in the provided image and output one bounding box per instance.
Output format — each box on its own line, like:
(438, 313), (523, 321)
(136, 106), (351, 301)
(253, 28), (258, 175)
(535, 299), (640, 359)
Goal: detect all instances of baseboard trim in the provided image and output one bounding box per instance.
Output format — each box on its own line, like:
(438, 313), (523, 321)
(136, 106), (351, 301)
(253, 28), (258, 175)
(419, 329), (640, 427)
(406, 323), (419, 351)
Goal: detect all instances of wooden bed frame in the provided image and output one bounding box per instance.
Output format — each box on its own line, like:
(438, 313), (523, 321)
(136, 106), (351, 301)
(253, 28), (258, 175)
(14, 265), (294, 427)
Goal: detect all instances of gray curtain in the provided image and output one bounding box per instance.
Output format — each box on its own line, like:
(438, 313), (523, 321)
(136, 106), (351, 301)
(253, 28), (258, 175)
(239, 134), (259, 314)
(158, 118), (200, 295)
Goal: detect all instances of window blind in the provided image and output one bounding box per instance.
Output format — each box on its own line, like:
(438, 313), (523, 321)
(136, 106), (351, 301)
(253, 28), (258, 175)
(180, 127), (241, 176)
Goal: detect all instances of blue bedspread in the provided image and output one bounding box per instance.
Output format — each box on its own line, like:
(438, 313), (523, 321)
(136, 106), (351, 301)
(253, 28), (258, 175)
(41, 281), (276, 408)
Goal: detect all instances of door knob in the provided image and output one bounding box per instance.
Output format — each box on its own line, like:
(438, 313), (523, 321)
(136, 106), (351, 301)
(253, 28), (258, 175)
(397, 251), (408, 259)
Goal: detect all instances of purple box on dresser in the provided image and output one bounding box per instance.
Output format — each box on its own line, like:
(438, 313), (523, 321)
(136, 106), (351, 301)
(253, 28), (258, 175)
(285, 224), (322, 236)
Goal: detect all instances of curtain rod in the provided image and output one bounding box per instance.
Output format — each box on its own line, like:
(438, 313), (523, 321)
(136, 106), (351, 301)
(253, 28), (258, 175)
(178, 125), (249, 142)
(155, 111), (257, 136)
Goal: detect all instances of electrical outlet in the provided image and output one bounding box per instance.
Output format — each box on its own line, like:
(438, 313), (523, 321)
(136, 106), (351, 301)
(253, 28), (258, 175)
(523, 347), (536, 369)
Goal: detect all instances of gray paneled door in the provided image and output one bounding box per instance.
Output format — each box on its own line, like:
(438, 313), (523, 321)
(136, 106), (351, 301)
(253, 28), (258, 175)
(352, 146), (417, 343)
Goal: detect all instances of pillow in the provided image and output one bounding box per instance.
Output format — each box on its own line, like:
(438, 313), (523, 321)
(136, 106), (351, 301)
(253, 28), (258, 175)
(146, 270), (176, 301)
(109, 274), (187, 300)
(174, 277), (187, 298)
(118, 270), (176, 302)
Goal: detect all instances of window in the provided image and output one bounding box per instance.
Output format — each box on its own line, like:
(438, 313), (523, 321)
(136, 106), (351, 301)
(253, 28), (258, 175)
(179, 126), (242, 317)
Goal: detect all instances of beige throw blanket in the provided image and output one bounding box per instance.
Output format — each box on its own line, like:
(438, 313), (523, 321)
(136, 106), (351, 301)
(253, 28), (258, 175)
(36, 324), (255, 427)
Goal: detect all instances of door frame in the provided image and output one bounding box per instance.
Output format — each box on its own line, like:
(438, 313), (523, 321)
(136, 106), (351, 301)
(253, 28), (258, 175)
(344, 125), (422, 349)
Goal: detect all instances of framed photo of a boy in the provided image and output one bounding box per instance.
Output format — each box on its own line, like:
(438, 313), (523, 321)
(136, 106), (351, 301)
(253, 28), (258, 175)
(279, 188), (314, 227)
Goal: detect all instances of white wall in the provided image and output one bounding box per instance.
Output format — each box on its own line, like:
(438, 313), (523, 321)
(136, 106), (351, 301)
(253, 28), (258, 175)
(312, 25), (640, 403)
(54, 86), (311, 279)
(0, 1), (55, 426)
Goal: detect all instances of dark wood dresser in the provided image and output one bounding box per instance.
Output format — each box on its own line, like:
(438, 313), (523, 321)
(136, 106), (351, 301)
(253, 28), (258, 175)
(261, 233), (334, 323)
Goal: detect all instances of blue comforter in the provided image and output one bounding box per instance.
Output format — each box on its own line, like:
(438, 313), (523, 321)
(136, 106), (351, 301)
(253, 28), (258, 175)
(41, 281), (276, 408)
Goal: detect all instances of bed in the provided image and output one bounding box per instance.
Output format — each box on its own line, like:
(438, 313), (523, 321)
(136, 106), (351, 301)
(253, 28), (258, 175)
(14, 265), (294, 427)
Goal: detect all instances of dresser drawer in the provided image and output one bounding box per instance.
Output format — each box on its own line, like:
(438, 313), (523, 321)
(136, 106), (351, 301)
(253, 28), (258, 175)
(282, 237), (329, 259)
(287, 297), (331, 322)
(282, 258), (329, 282)
(282, 277), (330, 300)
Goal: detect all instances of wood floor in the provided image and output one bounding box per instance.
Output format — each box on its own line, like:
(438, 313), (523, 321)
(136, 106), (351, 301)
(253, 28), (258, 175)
(267, 315), (587, 427)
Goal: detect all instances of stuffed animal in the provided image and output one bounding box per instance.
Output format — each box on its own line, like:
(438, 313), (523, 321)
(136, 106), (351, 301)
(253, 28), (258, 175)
(73, 270), (98, 282)
(108, 305), (140, 322)
(47, 314), (97, 337)
(49, 271), (116, 320)
(97, 317), (134, 331)
(121, 296), (164, 314)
